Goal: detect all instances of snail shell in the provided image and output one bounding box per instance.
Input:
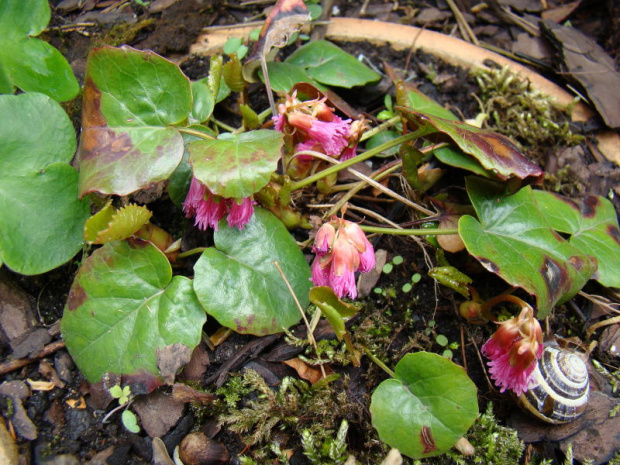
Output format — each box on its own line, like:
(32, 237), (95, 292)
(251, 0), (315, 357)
(519, 345), (589, 424)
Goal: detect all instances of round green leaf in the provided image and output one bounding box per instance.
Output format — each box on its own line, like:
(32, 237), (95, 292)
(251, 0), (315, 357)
(0, 0), (49, 37)
(88, 46), (191, 127)
(285, 40), (381, 88)
(121, 410), (140, 433)
(0, 93), (76, 174)
(0, 0), (79, 101)
(189, 130), (283, 198)
(61, 240), (206, 383)
(193, 209), (311, 335)
(370, 352), (478, 459)
(0, 93), (89, 275)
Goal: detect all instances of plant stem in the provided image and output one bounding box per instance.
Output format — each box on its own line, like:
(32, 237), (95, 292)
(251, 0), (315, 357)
(177, 127), (215, 139)
(289, 130), (425, 191)
(363, 347), (395, 378)
(479, 292), (530, 316)
(359, 115), (402, 141)
(177, 247), (207, 259)
(360, 226), (458, 236)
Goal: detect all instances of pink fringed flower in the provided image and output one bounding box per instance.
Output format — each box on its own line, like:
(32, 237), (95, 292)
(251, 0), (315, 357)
(311, 217), (375, 299)
(481, 305), (543, 397)
(273, 94), (365, 179)
(183, 177), (254, 231)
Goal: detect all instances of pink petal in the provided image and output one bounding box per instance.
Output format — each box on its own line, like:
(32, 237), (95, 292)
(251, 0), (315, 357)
(358, 244), (375, 273)
(194, 193), (227, 231)
(329, 265), (357, 299)
(311, 257), (330, 287)
(183, 177), (206, 217)
(227, 197), (254, 229)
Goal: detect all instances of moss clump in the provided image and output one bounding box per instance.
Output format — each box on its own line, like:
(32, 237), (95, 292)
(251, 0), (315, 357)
(216, 369), (364, 462)
(473, 66), (583, 159)
(92, 18), (155, 48)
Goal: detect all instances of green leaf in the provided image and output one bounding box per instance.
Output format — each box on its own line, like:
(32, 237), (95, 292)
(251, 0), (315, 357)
(121, 410), (140, 433)
(0, 93), (89, 275)
(193, 209), (311, 336)
(365, 131), (401, 157)
(309, 286), (359, 340)
(61, 240), (206, 383)
(109, 385), (123, 398)
(76, 46), (192, 197)
(533, 191), (620, 288)
(395, 81), (458, 121)
(190, 80), (215, 123)
(167, 133), (198, 206)
(0, 0), (79, 101)
(189, 130), (283, 198)
(459, 178), (597, 317)
(84, 203), (152, 244)
(397, 107), (543, 183)
(285, 40), (381, 88)
(370, 352), (478, 459)
(264, 62), (322, 93)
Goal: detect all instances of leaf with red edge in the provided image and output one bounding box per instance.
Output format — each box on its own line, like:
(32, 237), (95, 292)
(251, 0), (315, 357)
(533, 191), (620, 288)
(459, 177), (596, 318)
(76, 46), (192, 197)
(397, 107), (543, 184)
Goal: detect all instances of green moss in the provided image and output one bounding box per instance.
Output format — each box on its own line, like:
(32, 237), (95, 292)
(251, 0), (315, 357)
(473, 65), (583, 159)
(91, 18), (155, 48)
(216, 369), (363, 458)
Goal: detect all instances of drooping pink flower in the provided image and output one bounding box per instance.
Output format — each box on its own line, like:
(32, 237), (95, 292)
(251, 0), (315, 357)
(194, 191), (227, 231)
(481, 305), (543, 397)
(287, 113), (351, 157)
(183, 177), (254, 231)
(311, 217), (375, 299)
(273, 94), (365, 167)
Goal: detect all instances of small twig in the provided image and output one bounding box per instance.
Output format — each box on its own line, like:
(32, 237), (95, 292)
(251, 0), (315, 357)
(102, 398), (134, 424)
(0, 340), (66, 376)
(445, 0), (479, 45)
(586, 315), (620, 340)
(467, 329), (495, 392)
(273, 261), (326, 378)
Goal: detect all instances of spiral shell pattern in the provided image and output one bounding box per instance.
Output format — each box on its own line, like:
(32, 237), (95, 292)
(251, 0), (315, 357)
(519, 345), (589, 424)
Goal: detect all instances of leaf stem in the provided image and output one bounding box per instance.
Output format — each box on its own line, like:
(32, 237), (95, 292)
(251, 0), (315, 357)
(177, 247), (207, 259)
(360, 226), (458, 236)
(289, 130), (425, 191)
(177, 127), (216, 139)
(363, 347), (395, 378)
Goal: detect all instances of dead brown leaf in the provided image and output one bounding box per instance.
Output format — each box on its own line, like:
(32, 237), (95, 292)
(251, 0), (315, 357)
(132, 389), (185, 438)
(541, 20), (620, 128)
(282, 358), (325, 384)
(156, 343), (192, 385)
(171, 383), (215, 404)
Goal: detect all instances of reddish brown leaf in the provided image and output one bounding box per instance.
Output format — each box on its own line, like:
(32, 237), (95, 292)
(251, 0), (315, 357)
(398, 107), (544, 184)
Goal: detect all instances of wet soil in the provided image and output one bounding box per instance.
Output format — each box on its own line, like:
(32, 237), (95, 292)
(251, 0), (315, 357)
(1, 1), (619, 464)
